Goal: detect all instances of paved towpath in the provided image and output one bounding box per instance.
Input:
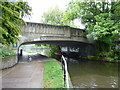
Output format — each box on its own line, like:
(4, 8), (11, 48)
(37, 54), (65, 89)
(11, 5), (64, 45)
(2, 62), (43, 88)
(2, 54), (53, 88)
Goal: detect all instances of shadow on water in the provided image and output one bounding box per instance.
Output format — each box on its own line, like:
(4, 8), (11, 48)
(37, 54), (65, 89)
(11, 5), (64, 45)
(66, 57), (119, 88)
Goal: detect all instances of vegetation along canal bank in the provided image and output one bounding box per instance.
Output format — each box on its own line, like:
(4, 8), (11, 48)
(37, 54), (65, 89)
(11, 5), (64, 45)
(37, 43), (119, 88)
(43, 60), (65, 88)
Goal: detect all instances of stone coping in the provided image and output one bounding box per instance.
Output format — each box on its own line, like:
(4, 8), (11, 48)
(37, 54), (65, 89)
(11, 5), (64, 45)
(26, 22), (85, 31)
(0, 56), (18, 70)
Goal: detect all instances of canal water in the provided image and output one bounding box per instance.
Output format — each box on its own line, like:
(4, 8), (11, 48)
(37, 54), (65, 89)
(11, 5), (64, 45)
(66, 58), (119, 88)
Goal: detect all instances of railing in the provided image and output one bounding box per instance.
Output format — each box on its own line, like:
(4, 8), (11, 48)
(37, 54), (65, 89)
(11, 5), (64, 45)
(62, 55), (69, 88)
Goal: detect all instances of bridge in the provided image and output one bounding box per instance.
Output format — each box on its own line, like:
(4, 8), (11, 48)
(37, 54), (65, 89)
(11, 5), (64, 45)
(17, 22), (95, 58)
(19, 22), (93, 44)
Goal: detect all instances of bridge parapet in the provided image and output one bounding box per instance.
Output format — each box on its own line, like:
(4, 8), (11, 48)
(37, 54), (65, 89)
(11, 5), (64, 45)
(19, 22), (90, 44)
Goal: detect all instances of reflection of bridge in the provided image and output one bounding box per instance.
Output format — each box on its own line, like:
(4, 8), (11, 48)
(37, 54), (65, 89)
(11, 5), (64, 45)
(18, 22), (95, 57)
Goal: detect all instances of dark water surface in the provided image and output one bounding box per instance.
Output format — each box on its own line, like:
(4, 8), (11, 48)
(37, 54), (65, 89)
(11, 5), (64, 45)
(66, 58), (119, 88)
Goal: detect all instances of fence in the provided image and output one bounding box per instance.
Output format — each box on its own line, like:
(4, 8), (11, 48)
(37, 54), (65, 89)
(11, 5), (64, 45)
(61, 55), (69, 88)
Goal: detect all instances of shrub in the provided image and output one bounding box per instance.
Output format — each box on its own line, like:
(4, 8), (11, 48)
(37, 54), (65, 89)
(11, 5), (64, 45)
(0, 45), (16, 58)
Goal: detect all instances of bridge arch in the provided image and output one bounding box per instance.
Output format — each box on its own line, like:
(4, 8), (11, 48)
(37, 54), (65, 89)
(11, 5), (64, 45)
(16, 22), (95, 62)
(17, 40), (96, 62)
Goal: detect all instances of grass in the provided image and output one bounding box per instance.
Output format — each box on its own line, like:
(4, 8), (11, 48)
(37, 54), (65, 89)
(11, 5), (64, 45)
(43, 60), (65, 88)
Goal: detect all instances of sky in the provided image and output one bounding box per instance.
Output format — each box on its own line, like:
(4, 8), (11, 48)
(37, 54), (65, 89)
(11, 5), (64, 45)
(23, 0), (70, 23)
(23, 0), (85, 29)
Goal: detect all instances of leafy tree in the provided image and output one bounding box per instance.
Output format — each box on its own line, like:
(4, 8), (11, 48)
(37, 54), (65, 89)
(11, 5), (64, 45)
(36, 44), (60, 58)
(0, 0), (32, 45)
(63, 0), (120, 60)
(41, 6), (72, 26)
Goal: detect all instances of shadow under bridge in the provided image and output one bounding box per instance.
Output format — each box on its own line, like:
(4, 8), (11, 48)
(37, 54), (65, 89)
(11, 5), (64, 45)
(18, 40), (96, 61)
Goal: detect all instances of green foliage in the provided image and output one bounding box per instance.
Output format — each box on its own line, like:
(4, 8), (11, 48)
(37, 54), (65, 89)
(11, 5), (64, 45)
(1, 1), (32, 45)
(112, 48), (120, 60)
(97, 51), (113, 57)
(88, 13), (119, 44)
(64, 0), (120, 23)
(36, 44), (60, 58)
(104, 57), (114, 61)
(1, 49), (16, 58)
(0, 45), (16, 58)
(43, 60), (64, 88)
(63, 0), (120, 60)
(41, 6), (73, 26)
(87, 56), (97, 59)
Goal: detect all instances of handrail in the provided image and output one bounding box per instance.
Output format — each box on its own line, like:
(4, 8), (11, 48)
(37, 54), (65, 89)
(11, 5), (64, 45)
(62, 55), (69, 88)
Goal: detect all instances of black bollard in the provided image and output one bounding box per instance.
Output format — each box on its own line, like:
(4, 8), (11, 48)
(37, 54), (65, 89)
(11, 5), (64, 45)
(20, 49), (23, 56)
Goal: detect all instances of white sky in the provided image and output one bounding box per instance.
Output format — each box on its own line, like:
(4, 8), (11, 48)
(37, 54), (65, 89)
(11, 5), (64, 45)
(23, 0), (85, 29)
(23, 0), (70, 23)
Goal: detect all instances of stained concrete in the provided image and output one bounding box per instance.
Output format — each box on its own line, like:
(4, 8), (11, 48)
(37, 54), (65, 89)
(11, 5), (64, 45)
(2, 62), (44, 88)
(19, 22), (88, 45)
(0, 56), (17, 70)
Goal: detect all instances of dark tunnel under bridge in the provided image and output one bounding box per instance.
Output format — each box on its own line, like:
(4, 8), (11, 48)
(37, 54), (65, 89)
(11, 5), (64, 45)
(18, 40), (96, 59)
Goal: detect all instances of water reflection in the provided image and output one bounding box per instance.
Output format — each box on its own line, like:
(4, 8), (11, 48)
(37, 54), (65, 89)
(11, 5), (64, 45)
(66, 58), (118, 88)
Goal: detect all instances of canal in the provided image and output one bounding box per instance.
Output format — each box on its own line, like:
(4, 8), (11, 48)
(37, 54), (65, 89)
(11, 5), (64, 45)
(66, 57), (119, 88)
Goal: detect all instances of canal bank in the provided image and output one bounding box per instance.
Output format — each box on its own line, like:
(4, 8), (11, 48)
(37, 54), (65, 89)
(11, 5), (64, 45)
(2, 54), (72, 88)
(79, 56), (120, 63)
(43, 60), (64, 88)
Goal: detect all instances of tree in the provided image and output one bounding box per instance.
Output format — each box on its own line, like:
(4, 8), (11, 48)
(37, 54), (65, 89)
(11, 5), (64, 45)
(63, 0), (120, 60)
(41, 6), (71, 26)
(0, 0), (32, 45)
(36, 44), (60, 58)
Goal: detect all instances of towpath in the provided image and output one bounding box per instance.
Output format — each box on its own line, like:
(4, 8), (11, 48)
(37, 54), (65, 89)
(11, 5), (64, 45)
(2, 54), (52, 88)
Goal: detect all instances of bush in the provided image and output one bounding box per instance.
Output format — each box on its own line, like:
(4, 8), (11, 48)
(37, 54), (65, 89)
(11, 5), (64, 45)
(36, 44), (60, 59)
(87, 56), (96, 59)
(96, 51), (119, 61)
(97, 51), (113, 57)
(104, 57), (114, 61)
(0, 45), (16, 58)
